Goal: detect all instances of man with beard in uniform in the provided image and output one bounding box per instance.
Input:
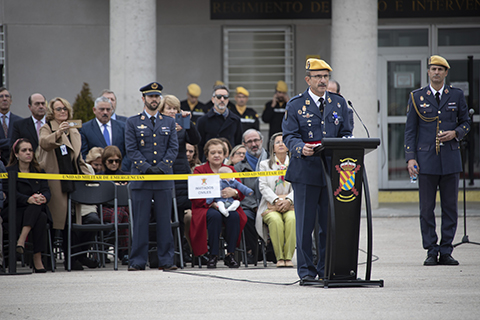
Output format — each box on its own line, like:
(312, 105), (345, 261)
(125, 82), (179, 271)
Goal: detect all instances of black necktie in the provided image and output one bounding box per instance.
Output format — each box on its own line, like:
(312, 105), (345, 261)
(150, 115), (155, 127)
(435, 92), (441, 105)
(319, 97), (324, 113)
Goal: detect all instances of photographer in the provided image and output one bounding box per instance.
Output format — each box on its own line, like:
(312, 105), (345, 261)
(261, 80), (290, 142)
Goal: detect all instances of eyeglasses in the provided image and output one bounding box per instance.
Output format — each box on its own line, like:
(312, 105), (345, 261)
(0, 94), (11, 98)
(214, 94), (229, 100)
(107, 159), (121, 164)
(54, 107), (68, 112)
(244, 139), (261, 145)
(309, 74), (330, 80)
(234, 151), (246, 156)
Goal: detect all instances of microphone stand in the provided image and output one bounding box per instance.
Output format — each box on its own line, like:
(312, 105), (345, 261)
(348, 100), (370, 138)
(454, 109), (479, 247)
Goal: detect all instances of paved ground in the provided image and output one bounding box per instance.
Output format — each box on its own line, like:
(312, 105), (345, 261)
(1, 203), (480, 319)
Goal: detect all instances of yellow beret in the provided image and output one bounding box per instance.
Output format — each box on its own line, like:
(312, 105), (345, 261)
(187, 83), (201, 97)
(306, 58), (332, 72)
(214, 80), (225, 86)
(428, 55), (450, 69)
(236, 86), (249, 97)
(276, 80), (288, 93)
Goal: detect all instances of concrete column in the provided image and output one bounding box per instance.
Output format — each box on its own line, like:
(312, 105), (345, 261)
(330, 0), (379, 208)
(110, 0), (156, 116)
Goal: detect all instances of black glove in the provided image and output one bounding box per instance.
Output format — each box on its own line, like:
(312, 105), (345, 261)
(145, 166), (164, 174)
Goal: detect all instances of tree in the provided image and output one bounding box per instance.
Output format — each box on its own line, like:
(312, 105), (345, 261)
(72, 82), (94, 123)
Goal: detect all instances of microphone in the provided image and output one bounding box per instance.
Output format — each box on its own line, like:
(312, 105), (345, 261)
(348, 100), (370, 138)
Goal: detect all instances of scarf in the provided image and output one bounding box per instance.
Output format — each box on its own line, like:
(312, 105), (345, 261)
(245, 151), (259, 172)
(274, 155), (289, 192)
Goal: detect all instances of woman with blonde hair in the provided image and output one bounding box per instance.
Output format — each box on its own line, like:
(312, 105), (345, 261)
(38, 97), (94, 270)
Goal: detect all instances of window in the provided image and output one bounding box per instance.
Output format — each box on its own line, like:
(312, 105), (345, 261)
(223, 26), (294, 116)
(438, 28), (480, 46)
(378, 29), (428, 47)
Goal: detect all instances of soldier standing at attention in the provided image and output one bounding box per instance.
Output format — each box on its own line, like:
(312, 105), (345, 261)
(405, 55), (470, 266)
(282, 58), (352, 283)
(125, 82), (179, 271)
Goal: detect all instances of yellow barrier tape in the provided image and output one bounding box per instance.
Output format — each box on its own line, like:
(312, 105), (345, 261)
(0, 170), (286, 181)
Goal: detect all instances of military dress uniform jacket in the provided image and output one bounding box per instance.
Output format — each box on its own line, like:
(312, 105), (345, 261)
(404, 85), (470, 175)
(125, 112), (178, 190)
(229, 107), (260, 132)
(282, 89), (352, 187)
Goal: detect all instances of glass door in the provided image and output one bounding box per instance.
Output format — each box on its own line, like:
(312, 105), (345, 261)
(378, 55), (427, 189)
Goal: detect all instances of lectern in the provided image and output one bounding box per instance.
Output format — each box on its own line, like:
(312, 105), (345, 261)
(311, 138), (383, 288)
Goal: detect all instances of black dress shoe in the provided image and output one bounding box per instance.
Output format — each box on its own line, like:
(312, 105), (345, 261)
(424, 255), (438, 266)
(224, 254), (239, 268)
(78, 256), (99, 269)
(158, 265), (178, 271)
(439, 254), (459, 265)
(207, 255), (218, 268)
(33, 266), (47, 273)
(121, 255), (129, 266)
(16, 245), (25, 254)
(128, 264), (145, 271)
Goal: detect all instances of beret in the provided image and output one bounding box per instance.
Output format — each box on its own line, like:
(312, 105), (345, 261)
(306, 58), (332, 72)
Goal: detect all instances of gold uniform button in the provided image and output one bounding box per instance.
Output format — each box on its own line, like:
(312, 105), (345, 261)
(323, 131), (326, 134)
(153, 160), (157, 164)
(141, 133), (144, 137)
(321, 121), (324, 124)
(153, 134), (156, 137)
(154, 143), (157, 146)
(438, 111), (441, 114)
(154, 151), (157, 155)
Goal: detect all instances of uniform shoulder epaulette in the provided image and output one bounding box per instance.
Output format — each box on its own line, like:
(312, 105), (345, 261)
(289, 94), (303, 102)
(448, 85), (462, 92)
(412, 87), (424, 93)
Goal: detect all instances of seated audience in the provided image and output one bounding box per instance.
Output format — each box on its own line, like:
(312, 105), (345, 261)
(206, 166), (253, 217)
(1, 138), (51, 273)
(256, 133), (295, 267)
(225, 145), (246, 166)
(85, 147), (104, 174)
(100, 145), (130, 265)
(186, 142), (201, 171)
(190, 138), (247, 268)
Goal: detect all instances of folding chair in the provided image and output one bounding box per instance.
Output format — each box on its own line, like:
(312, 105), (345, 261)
(104, 183), (132, 263)
(67, 181), (118, 271)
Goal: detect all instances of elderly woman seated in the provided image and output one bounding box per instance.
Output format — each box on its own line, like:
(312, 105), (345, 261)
(256, 133), (295, 267)
(189, 138), (247, 268)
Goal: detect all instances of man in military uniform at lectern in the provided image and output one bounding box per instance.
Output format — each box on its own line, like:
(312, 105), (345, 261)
(282, 58), (352, 283)
(405, 55), (470, 266)
(125, 82), (179, 271)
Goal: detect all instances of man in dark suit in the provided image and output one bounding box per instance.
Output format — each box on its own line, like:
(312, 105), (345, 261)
(196, 85), (243, 161)
(0, 87), (23, 165)
(100, 89), (128, 122)
(405, 55), (471, 266)
(80, 96), (130, 171)
(125, 82), (178, 271)
(282, 58), (352, 283)
(11, 93), (47, 153)
(262, 80), (290, 141)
